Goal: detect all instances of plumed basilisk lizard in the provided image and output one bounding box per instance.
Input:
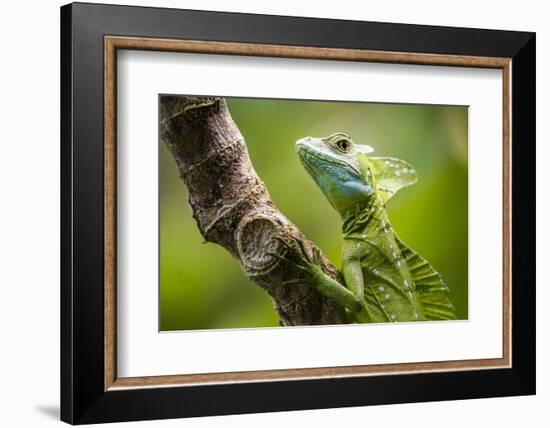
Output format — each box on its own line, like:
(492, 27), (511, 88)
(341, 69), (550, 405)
(277, 133), (456, 323)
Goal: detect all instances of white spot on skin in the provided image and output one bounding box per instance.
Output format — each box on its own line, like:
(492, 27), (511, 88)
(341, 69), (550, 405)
(390, 314), (396, 321)
(373, 268), (379, 275)
(396, 171), (401, 177)
(378, 286), (384, 292)
(384, 293), (390, 300)
(407, 291), (413, 300)
(397, 261), (401, 267)
(404, 280), (408, 287)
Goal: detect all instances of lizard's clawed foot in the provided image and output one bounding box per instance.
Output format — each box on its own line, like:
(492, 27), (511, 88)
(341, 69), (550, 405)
(268, 236), (324, 286)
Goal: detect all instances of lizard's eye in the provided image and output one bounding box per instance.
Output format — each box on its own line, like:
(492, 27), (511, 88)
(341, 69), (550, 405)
(335, 139), (351, 153)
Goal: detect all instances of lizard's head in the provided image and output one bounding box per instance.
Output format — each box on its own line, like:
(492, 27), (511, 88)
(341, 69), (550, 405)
(296, 133), (375, 213)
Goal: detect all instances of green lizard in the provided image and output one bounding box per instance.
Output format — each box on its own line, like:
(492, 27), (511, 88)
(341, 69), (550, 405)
(279, 132), (456, 323)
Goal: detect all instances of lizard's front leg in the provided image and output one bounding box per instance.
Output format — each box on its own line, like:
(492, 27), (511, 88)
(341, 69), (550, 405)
(306, 258), (362, 313)
(272, 238), (362, 313)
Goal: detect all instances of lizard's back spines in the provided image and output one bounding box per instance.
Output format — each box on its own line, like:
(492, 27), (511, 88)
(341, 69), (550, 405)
(396, 237), (456, 320)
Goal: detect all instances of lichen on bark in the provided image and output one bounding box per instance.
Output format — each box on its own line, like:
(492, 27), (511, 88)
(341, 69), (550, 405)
(160, 96), (346, 326)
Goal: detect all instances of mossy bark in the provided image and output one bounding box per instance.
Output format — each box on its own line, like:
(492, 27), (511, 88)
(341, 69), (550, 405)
(160, 96), (346, 325)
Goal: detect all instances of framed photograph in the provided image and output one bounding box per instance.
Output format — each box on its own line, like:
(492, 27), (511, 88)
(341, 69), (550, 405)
(60, 2), (535, 424)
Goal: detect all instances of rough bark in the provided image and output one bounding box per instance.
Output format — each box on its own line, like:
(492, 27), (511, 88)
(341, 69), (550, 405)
(160, 96), (346, 325)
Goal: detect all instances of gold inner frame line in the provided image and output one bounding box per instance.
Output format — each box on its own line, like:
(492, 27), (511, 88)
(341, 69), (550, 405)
(104, 35), (512, 391)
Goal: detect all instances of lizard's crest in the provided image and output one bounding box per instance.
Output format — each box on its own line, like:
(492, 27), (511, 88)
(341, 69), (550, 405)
(358, 154), (417, 204)
(296, 133), (417, 211)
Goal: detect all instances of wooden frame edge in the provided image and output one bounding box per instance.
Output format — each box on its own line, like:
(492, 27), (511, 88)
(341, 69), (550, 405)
(110, 357), (508, 390)
(106, 35), (511, 68)
(502, 61), (513, 370)
(104, 36), (117, 390)
(103, 35), (513, 391)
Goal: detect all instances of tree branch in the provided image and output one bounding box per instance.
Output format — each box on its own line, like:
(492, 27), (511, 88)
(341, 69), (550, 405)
(160, 96), (346, 325)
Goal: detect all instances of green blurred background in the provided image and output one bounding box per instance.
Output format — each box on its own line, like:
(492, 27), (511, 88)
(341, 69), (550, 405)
(160, 98), (468, 331)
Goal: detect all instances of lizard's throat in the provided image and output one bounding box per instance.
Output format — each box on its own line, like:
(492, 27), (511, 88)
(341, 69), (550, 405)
(340, 197), (381, 237)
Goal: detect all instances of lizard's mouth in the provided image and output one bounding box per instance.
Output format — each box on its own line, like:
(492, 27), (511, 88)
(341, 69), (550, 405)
(295, 138), (372, 211)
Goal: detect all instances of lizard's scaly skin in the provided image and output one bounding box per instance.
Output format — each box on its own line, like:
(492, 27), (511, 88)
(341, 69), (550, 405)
(294, 133), (456, 323)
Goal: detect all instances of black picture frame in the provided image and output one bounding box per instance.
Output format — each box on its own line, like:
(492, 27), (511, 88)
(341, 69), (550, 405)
(61, 2), (535, 424)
